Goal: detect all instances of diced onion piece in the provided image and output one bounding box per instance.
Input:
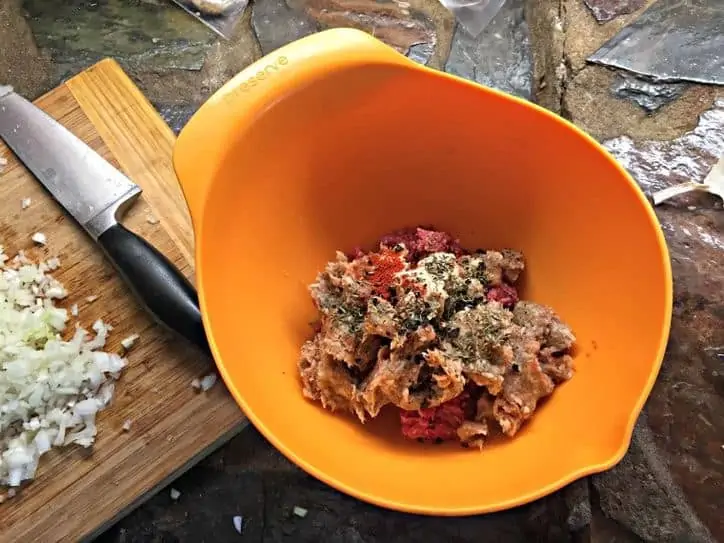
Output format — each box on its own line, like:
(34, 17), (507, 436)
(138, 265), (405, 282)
(31, 232), (47, 246)
(21, 198), (31, 210)
(0, 245), (135, 488)
(170, 488), (181, 500)
(73, 399), (100, 417)
(293, 506), (308, 518)
(121, 334), (140, 350)
(200, 373), (217, 391)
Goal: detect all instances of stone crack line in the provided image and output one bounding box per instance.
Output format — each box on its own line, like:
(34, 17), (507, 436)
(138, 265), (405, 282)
(557, 0), (573, 118)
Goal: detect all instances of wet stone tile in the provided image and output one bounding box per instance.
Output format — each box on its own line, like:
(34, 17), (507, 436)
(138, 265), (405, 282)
(444, 0), (532, 100)
(592, 414), (719, 542)
(251, 0), (439, 66)
(583, 0), (646, 23)
(563, 479), (592, 534)
(611, 73), (689, 114)
(94, 468), (266, 543)
(155, 104), (199, 135)
(588, 0), (724, 86)
(98, 427), (588, 543)
(261, 471), (575, 543)
(22, 0), (216, 85)
(596, 98), (724, 542)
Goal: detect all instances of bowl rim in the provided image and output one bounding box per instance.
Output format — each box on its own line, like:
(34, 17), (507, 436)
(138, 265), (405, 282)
(192, 63), (674, 515)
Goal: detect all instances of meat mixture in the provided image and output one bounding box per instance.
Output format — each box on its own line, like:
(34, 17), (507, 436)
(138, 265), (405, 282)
(298, 227), (576, 448)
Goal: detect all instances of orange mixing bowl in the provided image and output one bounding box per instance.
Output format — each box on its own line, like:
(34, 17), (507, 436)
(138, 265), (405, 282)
(173, 28), (672, 515)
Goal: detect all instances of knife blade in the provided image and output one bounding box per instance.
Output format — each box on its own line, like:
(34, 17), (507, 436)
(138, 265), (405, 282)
(0, 88), (141, 240)
(0, 88), (210, 354)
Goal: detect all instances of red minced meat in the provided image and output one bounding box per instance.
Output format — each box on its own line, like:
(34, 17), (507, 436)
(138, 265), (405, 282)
(348, 246), (365, 260)
(380, 227), (463, 262)
(379, 227), (419, 252)
(486, 284), (519, 308)
(400, 391), (471, 442)
(303, 226), (576, 448)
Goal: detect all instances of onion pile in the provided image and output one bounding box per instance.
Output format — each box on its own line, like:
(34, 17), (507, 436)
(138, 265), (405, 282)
(0, 244), (128, 490)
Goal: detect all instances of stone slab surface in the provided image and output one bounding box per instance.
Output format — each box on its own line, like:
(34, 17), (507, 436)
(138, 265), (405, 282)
(445, 0), (532, 99)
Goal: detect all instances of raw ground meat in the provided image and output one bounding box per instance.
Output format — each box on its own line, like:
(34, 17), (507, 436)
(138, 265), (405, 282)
(299, 227), (576, 449)
(400, 391), (470, 442)
(486, 284), (519, 308)
(380, 227), (462, 262)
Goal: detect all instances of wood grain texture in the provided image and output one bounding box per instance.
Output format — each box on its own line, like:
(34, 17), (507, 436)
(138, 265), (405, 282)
(0, 59), (246, 543)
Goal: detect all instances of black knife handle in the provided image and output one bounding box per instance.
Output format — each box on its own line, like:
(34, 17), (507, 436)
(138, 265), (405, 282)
(97, 223), (210, 354)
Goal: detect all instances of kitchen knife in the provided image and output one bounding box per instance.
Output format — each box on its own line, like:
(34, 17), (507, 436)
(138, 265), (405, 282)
(0, 86), (210, 354)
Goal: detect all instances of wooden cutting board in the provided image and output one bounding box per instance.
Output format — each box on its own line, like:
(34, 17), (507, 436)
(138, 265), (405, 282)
(0, 59), (247, 542)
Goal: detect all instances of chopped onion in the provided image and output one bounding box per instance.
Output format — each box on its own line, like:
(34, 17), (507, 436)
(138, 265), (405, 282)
(293, 506), (308, 518)
(0, 245), (132, 488)
(31, 233), (46, 246)
(170, 488), (181, 500)
(86, 295), (98, 303)
(190, 378), (201, 390)
(146, 215), (160, 225)
(21, 198), (31, 210)
(233, 515), (243, 534)
(199, 373), (217, 391)
(120, 334), (139, 350)
(122, 419), (131, 432)
(73, 399), (100, 417)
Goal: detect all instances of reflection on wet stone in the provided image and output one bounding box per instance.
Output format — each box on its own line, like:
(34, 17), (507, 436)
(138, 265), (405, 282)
(444, 0), (532, 100)
(589, 0), (724, 85)
(22, 0), (216, 84)
(408, 43), (435, 66)
(603, 99), (724, 196)
(611, 73), (688, 114)
(583, 0), (646, 23)
(251, 0), (438, 65)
